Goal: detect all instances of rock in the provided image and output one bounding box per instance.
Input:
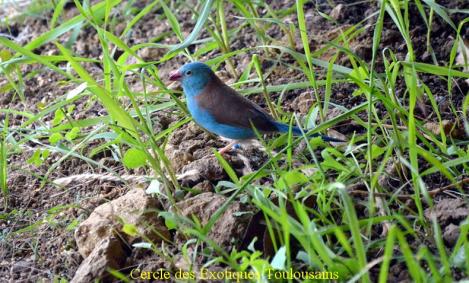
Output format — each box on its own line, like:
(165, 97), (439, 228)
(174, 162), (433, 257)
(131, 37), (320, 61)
(167, 148), (194, 172)
(75, 188), (169, 258)
(326, 129), (347, 145)
(330, 4), (345, 21)
(138, 47), (163, 61)
(325, 108), (342, 120)
(378, 158), (407, 189)
(174, 254), (191, 271)
(114, 22), (126, 36)
(165, 123), (223, 173)
(423, 120), (466, 139)
(193, 180), (213, 193)
(169, 122), (211, 146)
(174, 192), (251, 247)
(443, 223), (459, 246)
(425, 198), (469, 223)
(291, 91), (315, 114)
(178, 157), (226, 187)
(71, 238), (127, 283)
(436, 96), (450, 113)
(166, 123), (229, 186)
(421, 51), (431, 62)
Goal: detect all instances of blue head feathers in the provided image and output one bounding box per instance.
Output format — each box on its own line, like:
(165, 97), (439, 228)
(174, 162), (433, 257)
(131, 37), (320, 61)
(169, 62), (214, 97)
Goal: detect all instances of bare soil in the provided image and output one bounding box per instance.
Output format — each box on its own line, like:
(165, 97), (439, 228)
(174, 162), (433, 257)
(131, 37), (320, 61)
(1, 0), (468, 281)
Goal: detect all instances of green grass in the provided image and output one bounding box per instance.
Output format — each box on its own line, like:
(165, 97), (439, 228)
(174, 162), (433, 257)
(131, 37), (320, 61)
(1, 0), (469, 282)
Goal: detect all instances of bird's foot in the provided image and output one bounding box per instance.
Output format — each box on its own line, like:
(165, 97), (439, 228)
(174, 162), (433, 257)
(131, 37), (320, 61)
(218, 141), (242, 155)
(218, 141), (237, 155)
(218, 147), (230, 155)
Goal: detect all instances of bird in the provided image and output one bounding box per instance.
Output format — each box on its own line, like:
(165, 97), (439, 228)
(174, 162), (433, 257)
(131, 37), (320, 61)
(169, 62), (343, 154)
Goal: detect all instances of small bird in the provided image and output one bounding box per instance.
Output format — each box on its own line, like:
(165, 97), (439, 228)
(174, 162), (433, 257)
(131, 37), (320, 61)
(169, 62), (342, 154)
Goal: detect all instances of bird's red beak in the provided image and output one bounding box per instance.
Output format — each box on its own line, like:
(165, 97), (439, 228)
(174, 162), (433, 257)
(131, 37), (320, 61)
(169, 70), (182, 81)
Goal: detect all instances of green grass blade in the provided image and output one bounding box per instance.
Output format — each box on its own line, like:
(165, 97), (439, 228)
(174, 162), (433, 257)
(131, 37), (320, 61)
(166, 0), (214, 55)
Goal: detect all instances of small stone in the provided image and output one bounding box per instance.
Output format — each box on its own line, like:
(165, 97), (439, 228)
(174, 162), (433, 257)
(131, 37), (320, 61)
(138, 47), (162, 61)
(325, 108), (342, 120)
(291, 91), (315, 114)
(71, 238), (127, 283)
(425, 198), (469, 223)
(421, 51), (431, 62)
(330, 4), (345, 21)
(114, 22), (126, 36)
(177, 157), (226, 187)
(326, 129), (346, 144)
(424, 120), (466, 139)
(169, 150), (194, 172)
(443, 224), (460, 246)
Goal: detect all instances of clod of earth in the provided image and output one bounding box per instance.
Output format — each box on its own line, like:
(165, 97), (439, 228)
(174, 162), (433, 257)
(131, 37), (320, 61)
(329, 4), (345, 21)
(424, 198), (469, 224)
(423, 120), (467, 139)
(291, 91), (315, 114)
(443, 223), (460, 246)
(74, 188), (169, 258)
(173, 192), (252, 248)
(71, 237), (127, 283)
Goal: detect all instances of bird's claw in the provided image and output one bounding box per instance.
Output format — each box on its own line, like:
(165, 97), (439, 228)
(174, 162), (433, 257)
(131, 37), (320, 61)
(218, 141), (240, 155)
(218, 147), (230, 155)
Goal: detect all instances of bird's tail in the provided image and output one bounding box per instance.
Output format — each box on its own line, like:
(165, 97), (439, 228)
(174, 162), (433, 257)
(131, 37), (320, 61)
(274, 122), (345, 143)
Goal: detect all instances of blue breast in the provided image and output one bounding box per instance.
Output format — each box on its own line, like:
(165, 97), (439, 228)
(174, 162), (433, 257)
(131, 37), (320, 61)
(186, 97), (254, 140)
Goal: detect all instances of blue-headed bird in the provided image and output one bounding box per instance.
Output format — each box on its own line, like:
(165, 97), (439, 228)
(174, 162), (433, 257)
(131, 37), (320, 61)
(169, 62), (343, 154)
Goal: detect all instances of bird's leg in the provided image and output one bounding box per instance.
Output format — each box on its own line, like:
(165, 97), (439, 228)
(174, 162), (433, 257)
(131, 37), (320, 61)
(218, 140), (237, 155)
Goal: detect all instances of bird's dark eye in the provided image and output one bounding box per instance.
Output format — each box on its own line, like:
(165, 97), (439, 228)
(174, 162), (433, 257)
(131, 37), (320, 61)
(186, 70), (192, 75)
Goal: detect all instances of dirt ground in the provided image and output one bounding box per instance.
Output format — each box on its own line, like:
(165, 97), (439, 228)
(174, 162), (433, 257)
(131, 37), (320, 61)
(1, 0), (468, 281)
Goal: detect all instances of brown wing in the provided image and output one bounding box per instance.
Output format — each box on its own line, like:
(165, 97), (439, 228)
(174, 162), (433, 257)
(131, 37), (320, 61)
(196, 76), (278, 132)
